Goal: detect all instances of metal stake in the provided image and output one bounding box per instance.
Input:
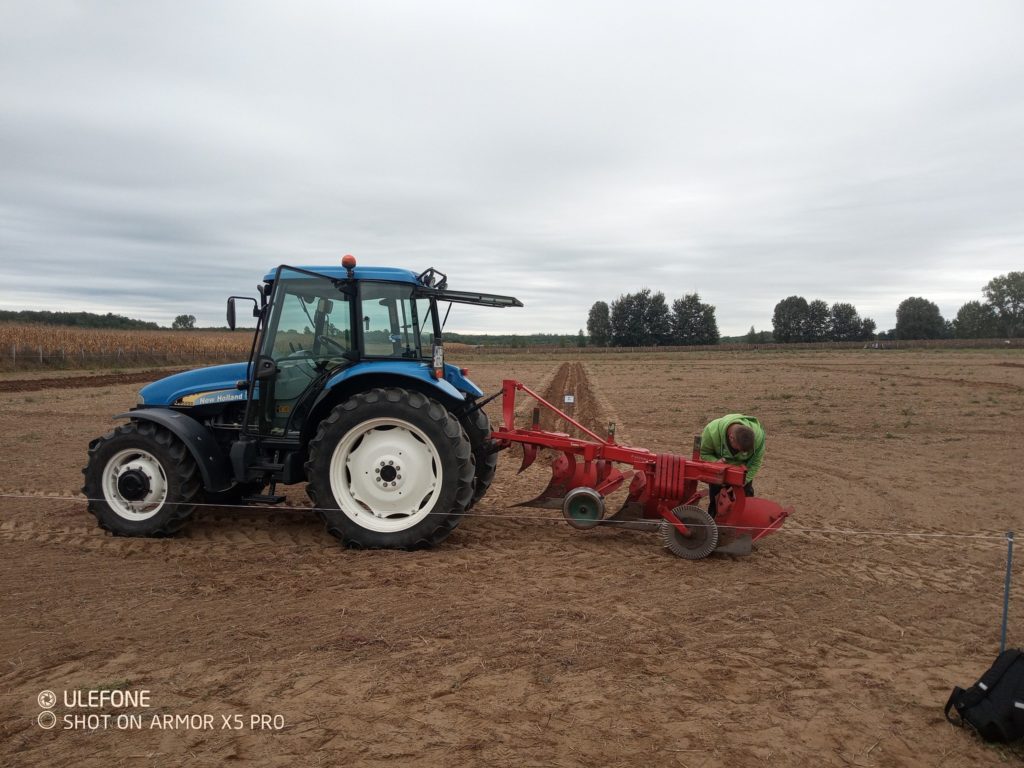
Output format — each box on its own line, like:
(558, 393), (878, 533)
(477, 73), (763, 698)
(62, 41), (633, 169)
(1001, 531), (1014, 653)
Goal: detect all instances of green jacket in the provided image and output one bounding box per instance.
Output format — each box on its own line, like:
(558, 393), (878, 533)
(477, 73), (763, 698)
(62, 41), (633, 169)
(699, 414), (766, 481)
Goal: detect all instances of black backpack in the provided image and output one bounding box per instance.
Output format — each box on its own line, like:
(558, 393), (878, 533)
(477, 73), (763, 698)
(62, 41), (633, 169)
(945, 648), (1024, 743)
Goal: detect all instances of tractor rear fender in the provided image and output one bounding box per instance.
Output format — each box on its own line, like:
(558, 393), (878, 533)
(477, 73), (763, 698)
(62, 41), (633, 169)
(114, 409), (233, 493)
(324, 361), (482, 400)
(303, 368), (472, 444)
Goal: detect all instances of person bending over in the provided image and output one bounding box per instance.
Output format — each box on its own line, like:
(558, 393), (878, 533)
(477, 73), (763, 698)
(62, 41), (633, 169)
(699, 414), (765, 517)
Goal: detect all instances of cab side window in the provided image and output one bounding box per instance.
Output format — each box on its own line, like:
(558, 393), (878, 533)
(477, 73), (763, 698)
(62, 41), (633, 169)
(360, 283), (423, 358)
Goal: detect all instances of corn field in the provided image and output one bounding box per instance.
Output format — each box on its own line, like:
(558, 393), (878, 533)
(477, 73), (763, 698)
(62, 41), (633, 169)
(0, 324), (252, 370)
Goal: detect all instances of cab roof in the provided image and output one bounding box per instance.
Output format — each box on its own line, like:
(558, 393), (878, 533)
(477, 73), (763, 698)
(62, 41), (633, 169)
(262, 266), (421, 284)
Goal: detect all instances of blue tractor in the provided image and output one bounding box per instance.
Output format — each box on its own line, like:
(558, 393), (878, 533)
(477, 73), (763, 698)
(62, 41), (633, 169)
(82, 256), (522, 549)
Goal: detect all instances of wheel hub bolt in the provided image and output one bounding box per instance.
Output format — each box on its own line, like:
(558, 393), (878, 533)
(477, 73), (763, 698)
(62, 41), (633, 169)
(378, 463), (399, 483)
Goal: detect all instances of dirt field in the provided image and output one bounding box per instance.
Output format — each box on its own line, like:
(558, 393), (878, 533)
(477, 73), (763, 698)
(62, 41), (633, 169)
(1, 349), (1023, 767)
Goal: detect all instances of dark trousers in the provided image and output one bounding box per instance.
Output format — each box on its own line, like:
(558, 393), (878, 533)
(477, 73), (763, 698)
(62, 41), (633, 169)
(707, 482), (754, 518)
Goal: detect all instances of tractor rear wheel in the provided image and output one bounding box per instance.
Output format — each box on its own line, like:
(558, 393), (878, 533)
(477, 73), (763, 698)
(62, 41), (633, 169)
(305, 387), (475, 549)
(459, 404), (497, 509)
(81, 421), (202, 537)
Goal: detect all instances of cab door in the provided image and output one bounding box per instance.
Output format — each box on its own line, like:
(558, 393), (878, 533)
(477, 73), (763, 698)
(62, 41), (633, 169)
(253, 267), (353, 436)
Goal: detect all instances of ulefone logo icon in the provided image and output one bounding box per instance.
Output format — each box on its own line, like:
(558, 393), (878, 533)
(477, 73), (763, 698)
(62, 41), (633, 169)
(37, 690), (58, 730)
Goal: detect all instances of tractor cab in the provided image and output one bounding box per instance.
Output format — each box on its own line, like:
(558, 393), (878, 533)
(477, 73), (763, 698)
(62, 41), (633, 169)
(228, 258), (521, 440)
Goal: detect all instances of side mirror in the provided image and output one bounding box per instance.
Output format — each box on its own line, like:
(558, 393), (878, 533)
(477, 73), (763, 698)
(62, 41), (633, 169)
(227, 296), (258, 330)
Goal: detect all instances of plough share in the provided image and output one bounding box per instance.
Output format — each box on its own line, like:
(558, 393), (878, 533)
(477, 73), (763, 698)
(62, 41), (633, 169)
(489, 379), (793, 559)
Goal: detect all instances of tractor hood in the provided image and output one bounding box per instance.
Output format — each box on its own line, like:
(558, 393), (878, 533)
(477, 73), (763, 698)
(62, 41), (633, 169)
(139, 362), (250, 407)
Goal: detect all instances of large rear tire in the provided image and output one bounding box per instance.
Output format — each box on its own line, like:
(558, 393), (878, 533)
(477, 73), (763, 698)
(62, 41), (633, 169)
(459, 405), (498, 509)
(305, 388), (474, 549)
(81, 421), (201, 537)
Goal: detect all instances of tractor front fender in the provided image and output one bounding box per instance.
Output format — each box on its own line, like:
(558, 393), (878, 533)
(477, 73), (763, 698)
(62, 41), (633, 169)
(114, 409), (233, 493)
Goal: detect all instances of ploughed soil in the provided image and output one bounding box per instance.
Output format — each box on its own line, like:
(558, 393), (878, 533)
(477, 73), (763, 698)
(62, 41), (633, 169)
(0, 369), (187, 393)
(1, 349), (1023, 767)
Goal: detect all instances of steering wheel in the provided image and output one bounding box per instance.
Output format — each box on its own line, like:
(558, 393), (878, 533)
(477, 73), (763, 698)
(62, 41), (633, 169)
(317, 334), (348, 355)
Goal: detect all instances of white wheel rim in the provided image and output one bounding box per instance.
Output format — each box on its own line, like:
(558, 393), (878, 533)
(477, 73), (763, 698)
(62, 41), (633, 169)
(101, 448), (168, 521)
(329, 416), (443, 533)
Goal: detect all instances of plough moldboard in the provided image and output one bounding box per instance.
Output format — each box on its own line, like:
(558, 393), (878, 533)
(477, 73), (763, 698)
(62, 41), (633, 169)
(489, 379), (793, 559)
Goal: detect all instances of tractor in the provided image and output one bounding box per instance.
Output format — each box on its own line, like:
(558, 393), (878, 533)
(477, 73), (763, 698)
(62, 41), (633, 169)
(82, 256), (521, 549)
(83, 255), (792, 558)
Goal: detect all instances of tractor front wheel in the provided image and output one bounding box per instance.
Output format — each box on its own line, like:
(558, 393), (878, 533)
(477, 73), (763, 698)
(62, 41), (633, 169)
(305, 388), (474, 549)
(81, 421), (202, 536)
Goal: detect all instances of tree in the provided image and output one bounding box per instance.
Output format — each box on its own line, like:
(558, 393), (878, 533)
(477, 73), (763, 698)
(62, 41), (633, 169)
(772, 296), (809, 343)
(172, 314), (196, 330)
(609, 292), (645, 346)
(953, 301), (999, 339)
(829, 302), (862, 342)
(895, 297), (945, 340)
(609, 289), (672, 347)
(805, 300), (830, 342)
(645, 291), (673, 345)
(586, 301), (610, 347)
(745, 326), (757, 344)
(983, 271), (1024, 337)
(859, 318), (877, 341)
(671, 293), (719, 345)
(576, 329), (587, 347)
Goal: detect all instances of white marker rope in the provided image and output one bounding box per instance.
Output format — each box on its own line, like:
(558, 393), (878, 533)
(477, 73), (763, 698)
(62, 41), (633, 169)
(0, 492), (1010, 544)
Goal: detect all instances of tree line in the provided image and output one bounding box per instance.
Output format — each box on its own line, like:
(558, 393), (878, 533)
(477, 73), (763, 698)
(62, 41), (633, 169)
(0, 309), (161, 330)
(585, 290), (719, 347)
(875, 272), (1022, 340)
(582, 271), (1022, 347)
(771, 298), (877, 342)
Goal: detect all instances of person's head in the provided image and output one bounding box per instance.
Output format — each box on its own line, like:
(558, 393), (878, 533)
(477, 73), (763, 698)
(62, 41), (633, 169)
(726, 423), (755, 453)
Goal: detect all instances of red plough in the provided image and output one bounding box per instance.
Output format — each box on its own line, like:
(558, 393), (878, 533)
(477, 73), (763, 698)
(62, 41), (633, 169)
(490, 379), (793, 559)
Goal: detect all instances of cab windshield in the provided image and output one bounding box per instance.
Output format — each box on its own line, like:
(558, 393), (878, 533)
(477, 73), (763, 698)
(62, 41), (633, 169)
(262, 270), (352, 367)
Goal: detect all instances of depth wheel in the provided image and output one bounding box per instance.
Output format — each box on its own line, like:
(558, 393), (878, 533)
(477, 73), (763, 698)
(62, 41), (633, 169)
(562, 487), (605, 529)
(305, 388), (475, 549)
(660, 505), (719, 560)
(81, 421), (201, 537)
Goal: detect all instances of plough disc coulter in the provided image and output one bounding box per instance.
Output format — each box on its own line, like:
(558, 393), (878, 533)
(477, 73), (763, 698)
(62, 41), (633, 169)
(490, 379), (793, 559)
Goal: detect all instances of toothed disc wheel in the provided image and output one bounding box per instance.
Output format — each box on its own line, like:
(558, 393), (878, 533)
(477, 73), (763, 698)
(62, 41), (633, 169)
(660, 505), (719, 560)
(306, 388), (474, 549)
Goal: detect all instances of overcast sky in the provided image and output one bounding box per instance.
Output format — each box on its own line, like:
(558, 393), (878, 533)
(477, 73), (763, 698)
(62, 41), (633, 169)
(1, 1), (1022, 335)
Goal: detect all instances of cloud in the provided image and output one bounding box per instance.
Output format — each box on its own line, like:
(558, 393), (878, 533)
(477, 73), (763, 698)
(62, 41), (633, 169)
(1, 0), (1022, 334)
